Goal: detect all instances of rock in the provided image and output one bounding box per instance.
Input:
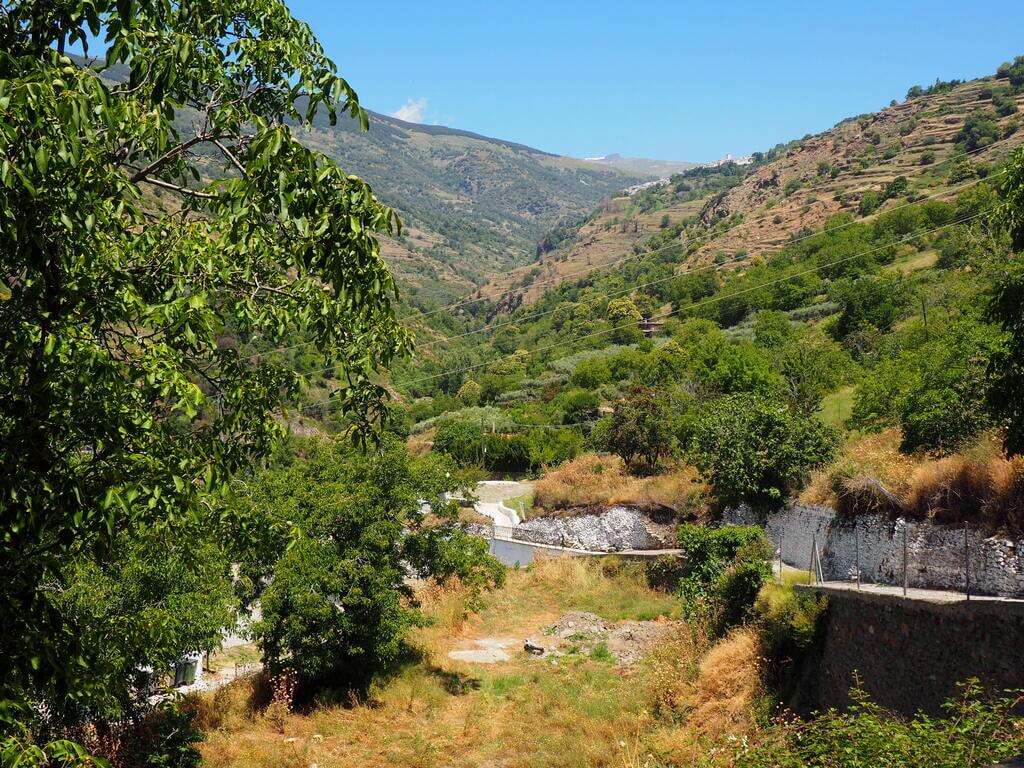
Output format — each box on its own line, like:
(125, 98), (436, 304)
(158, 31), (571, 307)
(512, 506), (670, 552)
(524, 611), (676, 666)
(524, 638), (546, 655)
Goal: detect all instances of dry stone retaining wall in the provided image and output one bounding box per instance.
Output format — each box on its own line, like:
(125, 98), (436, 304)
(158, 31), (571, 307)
(512, 506), (670, 552)
(801, 585), (1024, 716)
(723, 503), (1024, 597)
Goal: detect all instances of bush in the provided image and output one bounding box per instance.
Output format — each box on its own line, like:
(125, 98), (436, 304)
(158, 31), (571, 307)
(754, 580), (828, 666)
(675, 524), (771, 631)
(557, 388), (600, 425)
(736, 683), (1024, 768)
(244, 436), (503, 691)
(956, 109), (1000, 152)
(594, 386), (677, 474)
(830, 272), (912, 342)
(690, 394), (840, 508)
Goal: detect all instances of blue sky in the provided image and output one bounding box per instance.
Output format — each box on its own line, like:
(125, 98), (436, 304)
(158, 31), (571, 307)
(290, 1), (1024, 163)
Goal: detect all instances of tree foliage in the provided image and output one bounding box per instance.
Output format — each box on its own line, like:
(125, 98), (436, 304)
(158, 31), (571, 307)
(0, 0), (407, 721)
(594, 386), (677, 475)
(690, 394), (839, 508)
(989, 147), (1024, 456)
(234, 435), (503, 689)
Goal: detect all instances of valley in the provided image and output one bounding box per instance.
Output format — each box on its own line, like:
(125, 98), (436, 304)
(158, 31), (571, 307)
(6, 4), (1024, 767)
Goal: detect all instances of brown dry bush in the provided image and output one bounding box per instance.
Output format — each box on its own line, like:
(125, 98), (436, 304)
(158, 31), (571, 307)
(645, 628), (764, 766)
(905, 454), (1024, 534)
(801, 430), (1024, 535)
(533, 453), (707, 517)
(189, 677), (262, 733)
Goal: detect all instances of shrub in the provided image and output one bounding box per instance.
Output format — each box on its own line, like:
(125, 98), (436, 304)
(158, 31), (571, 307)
(955, 109), (1000, 152)
(556, 388), (600, 425)
(690, 394), (840, 508)
(675, 524), (771, 631)
(736, 683), (1024, 768)
(244, 436), (503, 691)
(594, 386), (677, 474)
(456, 379), (481, 406)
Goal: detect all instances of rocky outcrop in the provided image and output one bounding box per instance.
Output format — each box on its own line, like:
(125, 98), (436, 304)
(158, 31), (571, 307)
(511, 506), (671, 552)
(723, 502), (1024, 598)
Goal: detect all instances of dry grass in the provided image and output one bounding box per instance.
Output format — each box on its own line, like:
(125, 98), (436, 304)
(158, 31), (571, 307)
(533, 453), (707, 517)
(196, 557), (774, 768)
(641, 628), (764, 767)
(799, 430), (1024, 535)
(197, 557), (686, 768)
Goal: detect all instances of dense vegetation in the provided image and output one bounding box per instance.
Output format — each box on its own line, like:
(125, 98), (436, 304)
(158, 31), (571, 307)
(3, 1), (1024, 762)
(0, 1), (496, 764)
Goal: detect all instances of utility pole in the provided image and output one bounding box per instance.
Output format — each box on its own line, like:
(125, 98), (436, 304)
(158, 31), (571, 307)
(920, 293), (930, 343)
(809, 534), (815, 584)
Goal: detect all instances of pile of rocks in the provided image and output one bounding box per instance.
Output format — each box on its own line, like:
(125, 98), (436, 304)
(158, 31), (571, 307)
(524, 611), (676, 666)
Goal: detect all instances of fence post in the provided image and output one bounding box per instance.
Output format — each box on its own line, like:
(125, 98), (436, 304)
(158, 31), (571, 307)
(964, 522), (970, 601)
(855, 524), (861, 590)
(778, 532), (783, 585)
(902, 523), (908, 597)
(809, 534), (815, 584)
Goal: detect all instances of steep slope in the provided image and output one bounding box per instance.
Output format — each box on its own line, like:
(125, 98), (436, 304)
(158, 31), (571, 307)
(482, 73), (1024, 310)
(688, 77), (1022, 263)
(581, 153), (697, 176)
(87, 56), (647, 305)
(299, 109), (648, 301)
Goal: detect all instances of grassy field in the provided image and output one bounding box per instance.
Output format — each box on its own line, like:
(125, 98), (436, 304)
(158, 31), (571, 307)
(193, 558), (763, 768)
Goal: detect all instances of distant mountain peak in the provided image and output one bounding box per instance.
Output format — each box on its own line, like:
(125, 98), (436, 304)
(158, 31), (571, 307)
(579, 154), (696, 177)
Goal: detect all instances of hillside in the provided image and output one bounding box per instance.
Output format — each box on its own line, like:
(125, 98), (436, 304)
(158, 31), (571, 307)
(89, 56), (647, 306)
(579, 152), (697, 176)
(299, 109), (649, 303)
(480, 74), (1024, 308)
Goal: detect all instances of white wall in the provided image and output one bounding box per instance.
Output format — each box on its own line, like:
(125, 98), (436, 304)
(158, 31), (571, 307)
(722, 503), (1024, 597)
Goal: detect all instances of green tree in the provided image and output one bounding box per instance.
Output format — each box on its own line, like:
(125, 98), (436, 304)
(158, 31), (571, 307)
(752, 310), (794, 349)
(595, 386), (677, 474)
(690, 394), (839, 508)
(989, 147), (1024, 455)
(955, 109), (1000, 152)
(606, 297), (644, 344)
(849, 320), (998, 453)
(0, 0), (407, 720)
(56, 525), (234, 721)
(557, 388), (600, 425)
(239, 436), (502, 689)
(830, 273), (913, 342)
(456, 379), (482, 406)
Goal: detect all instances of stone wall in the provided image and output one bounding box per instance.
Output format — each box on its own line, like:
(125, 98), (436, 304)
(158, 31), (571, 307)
(512, 506), (671, 552)
(800, 585), (1024, 716)
(723, 503), (1024, 598)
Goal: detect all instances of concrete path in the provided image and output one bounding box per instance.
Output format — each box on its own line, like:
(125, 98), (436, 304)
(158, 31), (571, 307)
(803, 580), (1024, 605)
(473, 480), (532, 527)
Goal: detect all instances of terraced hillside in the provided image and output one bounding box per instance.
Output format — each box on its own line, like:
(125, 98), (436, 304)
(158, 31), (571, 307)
(481, 74), (1024, 308)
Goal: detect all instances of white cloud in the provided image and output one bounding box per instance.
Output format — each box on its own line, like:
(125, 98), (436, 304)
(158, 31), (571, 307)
(391, 97), (429, 123)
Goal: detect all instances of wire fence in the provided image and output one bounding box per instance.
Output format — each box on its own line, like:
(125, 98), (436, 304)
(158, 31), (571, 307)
(782, 524), (1007, 602)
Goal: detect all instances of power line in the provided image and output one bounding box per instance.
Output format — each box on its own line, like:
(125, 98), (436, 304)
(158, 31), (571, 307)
(302, 207), (991, 415)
